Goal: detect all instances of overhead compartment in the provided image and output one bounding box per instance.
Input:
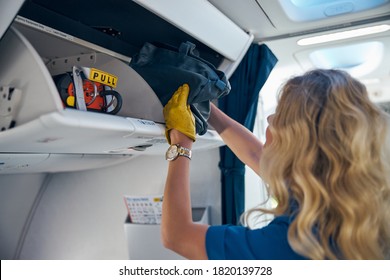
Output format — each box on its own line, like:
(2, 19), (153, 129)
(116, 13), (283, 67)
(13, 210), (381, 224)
(132, 0), (253, 62)
(0, 0), (252, 173)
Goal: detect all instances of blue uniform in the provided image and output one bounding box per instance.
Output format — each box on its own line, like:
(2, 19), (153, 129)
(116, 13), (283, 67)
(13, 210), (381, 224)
(205, 215), (306, 260)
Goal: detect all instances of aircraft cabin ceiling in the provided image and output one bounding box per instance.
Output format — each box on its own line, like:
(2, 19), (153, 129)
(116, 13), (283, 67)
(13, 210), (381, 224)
(209, 0), (390, 110)
(209, 0), (390, 40)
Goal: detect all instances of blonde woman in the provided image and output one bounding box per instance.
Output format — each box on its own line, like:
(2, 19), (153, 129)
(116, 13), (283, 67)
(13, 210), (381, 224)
(161, 69), (390, 260)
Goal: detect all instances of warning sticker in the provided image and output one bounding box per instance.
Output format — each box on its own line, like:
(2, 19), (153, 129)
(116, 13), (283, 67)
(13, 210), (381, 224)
(88, 68), (118, 88)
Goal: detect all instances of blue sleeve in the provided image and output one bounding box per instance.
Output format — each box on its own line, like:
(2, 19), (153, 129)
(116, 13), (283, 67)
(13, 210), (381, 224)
(205, 216), (306, 260)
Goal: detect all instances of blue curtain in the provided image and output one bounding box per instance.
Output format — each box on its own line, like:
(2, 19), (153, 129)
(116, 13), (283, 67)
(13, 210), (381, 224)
(218, 43), (278, 225)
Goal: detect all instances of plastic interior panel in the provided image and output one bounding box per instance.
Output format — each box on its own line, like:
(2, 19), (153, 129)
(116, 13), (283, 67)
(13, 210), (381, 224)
(0, 27), (63, 126)
(0, 106), (219, 157)
(0, 109), (162, 154)
(0, 153), (50, 174)
(124, 207), (209, 260)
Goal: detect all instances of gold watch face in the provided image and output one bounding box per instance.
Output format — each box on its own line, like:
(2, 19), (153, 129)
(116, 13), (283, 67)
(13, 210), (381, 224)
(166, 144), (179, 161)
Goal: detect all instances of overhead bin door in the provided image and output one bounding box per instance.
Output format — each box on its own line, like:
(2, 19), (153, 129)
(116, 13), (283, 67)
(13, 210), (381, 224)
(0, 0), (25, 39)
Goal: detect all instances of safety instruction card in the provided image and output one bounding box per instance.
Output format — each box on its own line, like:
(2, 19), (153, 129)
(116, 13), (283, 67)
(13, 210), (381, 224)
(124, 195), (163, 224)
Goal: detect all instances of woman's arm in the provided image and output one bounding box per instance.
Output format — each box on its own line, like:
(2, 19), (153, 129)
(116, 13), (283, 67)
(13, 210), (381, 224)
(208, 102), (264, 175)
(161, 129), (209, 259)
(161, 84), (209, 259)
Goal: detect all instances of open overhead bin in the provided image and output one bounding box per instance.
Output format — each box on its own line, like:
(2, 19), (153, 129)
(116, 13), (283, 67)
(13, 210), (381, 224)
(0, 0), (252, 173)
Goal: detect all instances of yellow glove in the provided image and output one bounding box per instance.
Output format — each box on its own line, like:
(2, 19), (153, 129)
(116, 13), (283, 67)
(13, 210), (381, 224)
(163, 84), (196, 144)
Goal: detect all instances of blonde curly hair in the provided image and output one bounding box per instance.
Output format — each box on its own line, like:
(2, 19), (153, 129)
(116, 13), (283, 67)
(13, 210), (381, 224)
(256, 69), (390, 259)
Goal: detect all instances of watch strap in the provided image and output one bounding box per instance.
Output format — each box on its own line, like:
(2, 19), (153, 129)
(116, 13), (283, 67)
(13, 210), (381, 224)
(166, 144), (192, 161)
(177, 145), (192, 160)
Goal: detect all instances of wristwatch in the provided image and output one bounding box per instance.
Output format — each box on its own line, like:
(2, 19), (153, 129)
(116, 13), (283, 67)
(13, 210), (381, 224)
(165, 144), (192, 161)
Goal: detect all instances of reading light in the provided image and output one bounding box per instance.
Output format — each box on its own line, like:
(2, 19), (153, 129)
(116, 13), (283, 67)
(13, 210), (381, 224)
(297, 24), (390, 46)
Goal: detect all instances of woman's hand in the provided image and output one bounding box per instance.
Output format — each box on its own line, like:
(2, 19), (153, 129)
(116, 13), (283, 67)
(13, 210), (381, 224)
(163, 84), (195, 144)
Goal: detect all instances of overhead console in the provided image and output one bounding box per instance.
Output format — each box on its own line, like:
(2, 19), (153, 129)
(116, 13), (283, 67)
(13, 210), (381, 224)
(0, 0), (253, 174)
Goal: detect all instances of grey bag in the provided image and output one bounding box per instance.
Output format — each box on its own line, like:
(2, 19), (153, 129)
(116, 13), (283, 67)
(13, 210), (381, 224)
(129, 41), (231, 135)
